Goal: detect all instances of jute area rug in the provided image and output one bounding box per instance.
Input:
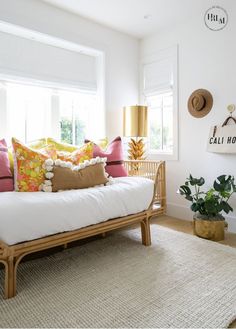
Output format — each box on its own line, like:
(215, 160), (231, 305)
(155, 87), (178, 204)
(0, 225), (236, 328)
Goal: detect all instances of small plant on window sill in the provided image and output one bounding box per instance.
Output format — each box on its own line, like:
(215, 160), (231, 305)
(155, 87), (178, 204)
(178, 174), (236, 241)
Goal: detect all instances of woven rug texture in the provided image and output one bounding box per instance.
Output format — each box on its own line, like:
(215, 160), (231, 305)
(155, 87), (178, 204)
(0, 225), (236, 328)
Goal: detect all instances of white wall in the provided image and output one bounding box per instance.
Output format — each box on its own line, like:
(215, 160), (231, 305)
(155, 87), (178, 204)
(140, 1), (236, 232)
(0, 0), (139, 140)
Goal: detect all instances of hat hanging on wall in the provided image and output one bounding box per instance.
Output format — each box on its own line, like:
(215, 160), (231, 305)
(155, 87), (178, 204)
(188, 89), (213, 118)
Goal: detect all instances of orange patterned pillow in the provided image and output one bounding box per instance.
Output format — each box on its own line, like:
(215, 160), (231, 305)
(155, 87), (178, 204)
(57, 142), (94, 165)
(12, 138), (56, 192)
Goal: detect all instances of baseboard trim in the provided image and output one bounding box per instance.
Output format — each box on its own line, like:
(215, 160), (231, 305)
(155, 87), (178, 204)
(166, 202), (236, 233)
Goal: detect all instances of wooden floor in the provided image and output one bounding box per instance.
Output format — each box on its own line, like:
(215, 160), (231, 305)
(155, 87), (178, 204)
(153, 215), (236, 328)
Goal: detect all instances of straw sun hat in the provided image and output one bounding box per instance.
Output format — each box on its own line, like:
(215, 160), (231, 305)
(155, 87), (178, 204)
(188, 89), (213, 118)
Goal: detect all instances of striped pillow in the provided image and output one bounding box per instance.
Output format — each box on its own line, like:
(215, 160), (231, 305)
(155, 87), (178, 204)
(0, 139), (14, 192)
(85, 137), (128, 177)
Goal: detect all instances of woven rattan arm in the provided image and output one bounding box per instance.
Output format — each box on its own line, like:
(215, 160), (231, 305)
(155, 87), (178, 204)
(124, 160), (166, 216)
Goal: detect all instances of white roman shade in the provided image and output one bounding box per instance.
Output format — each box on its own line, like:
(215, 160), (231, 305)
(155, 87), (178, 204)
(143, 59), (173, 94)
(0, 31), (97, 90)
(142, 46), (177, 96)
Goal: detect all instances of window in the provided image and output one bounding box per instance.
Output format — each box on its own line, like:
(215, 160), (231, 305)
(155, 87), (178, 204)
(6, 83), (51, 142)
(0, 23), (105, 145)
(59, 90), (97, 145)
(0, 80), (104, 145)
(146, 91), (173, 153)
(141, 46), (178, 160)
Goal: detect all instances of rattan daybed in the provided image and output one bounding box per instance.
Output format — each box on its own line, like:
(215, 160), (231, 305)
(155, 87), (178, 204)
(0, 160), (166, 299)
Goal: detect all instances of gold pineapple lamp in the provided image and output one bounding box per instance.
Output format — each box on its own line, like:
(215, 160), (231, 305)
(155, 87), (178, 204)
(123, 105), (148, 160)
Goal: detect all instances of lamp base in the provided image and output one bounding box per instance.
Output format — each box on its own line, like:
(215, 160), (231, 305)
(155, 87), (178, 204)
(128, 138), (146, 160)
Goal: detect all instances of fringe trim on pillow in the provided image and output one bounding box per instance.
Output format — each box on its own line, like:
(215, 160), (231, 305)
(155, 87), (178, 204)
(42, 157), (108, 192)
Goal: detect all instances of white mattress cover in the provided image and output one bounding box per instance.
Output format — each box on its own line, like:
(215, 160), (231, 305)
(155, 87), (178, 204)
(0, 177), (154, 245)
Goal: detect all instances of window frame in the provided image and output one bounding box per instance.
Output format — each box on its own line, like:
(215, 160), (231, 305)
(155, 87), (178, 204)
(0, 76), (104, 145)
(140, 45), (179, 161)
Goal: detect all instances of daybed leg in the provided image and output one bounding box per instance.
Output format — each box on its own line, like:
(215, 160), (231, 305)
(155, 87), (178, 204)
(101, 232), (106, 238)
(141, 218), (151, 246)
(5, 256), (16, 299)
(1, 261), (9, 299)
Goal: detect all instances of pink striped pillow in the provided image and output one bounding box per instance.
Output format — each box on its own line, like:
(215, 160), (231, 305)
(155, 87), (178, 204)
(0, 139), (14, 192)
(85, 137), (128, 177)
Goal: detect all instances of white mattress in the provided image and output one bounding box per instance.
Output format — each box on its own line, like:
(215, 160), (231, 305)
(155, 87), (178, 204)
(0, 177), (154, 245)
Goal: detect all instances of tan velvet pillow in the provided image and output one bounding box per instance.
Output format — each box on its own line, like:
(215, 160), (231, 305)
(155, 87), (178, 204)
(42, 157), (108, 192)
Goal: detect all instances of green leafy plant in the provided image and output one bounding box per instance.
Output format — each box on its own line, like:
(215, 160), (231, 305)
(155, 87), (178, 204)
(178, 174), (236, 219)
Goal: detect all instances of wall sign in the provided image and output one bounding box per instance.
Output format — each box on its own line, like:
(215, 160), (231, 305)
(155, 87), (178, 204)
(204, 6), (228, 31)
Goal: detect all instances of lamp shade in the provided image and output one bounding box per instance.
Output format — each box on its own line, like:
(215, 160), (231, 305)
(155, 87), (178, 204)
(123, 105), (148, 137)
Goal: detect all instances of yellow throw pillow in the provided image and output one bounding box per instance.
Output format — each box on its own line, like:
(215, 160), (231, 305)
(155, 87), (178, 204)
(46, 138), (78, 152)
(12, 138), (55, 192)
(85, 138), (108, 150)
(57, 142), (94, 165)
(97, 138), (108, 150)
(27, 138), (47, 150)
(8, 149), (14, 174)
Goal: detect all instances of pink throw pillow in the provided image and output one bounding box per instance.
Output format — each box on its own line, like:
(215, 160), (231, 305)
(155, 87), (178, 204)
(0, 139), (14, 192)
(85, 137), (128, 177)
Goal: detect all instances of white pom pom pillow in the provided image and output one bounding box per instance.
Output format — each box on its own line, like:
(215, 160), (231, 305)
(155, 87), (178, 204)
(42, 157), (109, 192)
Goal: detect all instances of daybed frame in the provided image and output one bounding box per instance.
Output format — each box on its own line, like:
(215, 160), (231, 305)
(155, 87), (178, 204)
(0, 160), (166, 299)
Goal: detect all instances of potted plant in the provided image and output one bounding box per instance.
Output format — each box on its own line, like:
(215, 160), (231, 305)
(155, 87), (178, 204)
(178, 174), (236, 241)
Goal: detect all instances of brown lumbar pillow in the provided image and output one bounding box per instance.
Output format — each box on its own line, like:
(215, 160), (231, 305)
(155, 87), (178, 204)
(42, 157), (108, 192)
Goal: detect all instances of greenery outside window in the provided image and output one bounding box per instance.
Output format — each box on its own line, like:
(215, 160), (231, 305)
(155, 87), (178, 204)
(146, 90), (173, 154)
(59, 90), (97, 145)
